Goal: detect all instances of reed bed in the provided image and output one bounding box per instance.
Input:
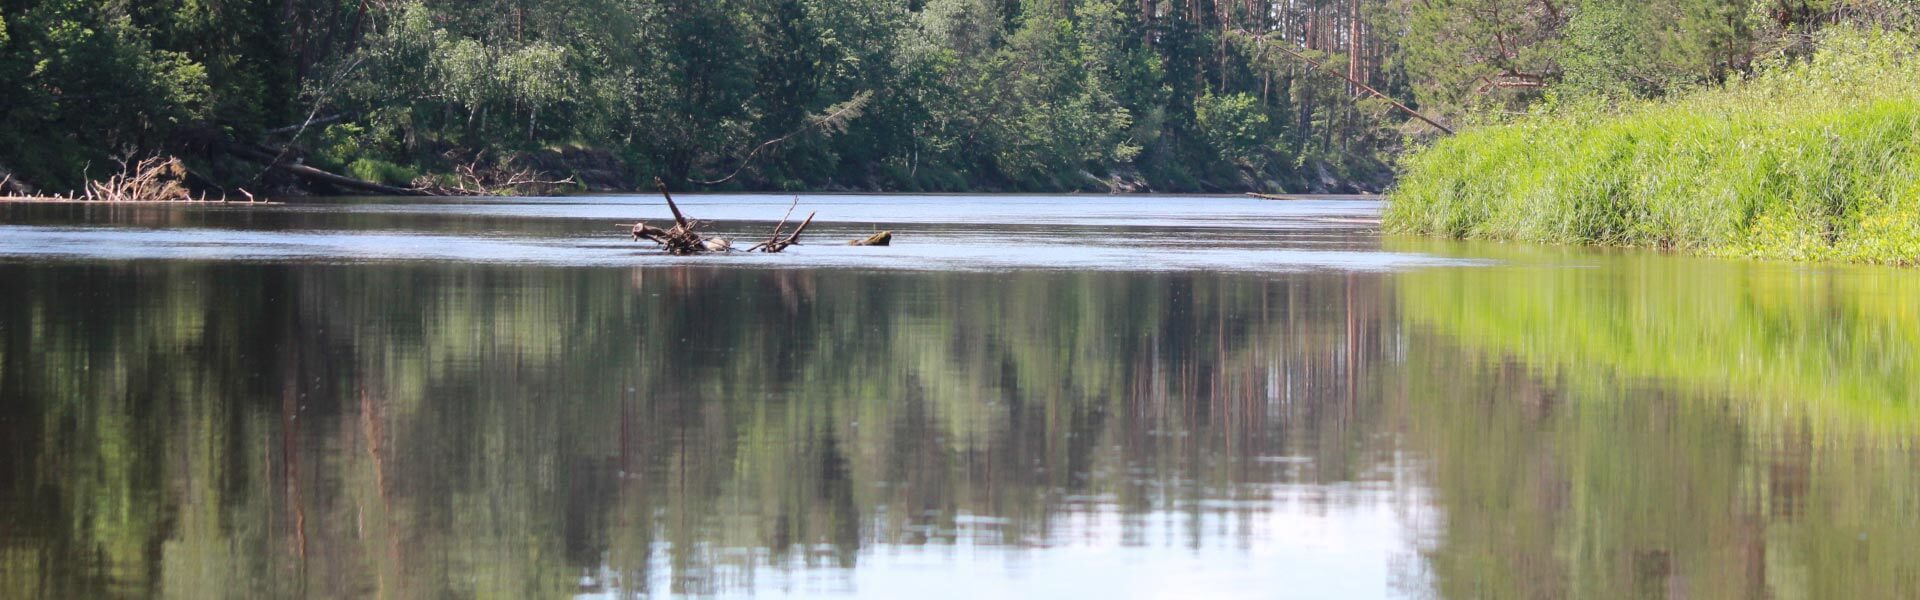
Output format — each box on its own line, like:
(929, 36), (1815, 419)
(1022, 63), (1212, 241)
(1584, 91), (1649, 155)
(1385, 28), (1920, 265)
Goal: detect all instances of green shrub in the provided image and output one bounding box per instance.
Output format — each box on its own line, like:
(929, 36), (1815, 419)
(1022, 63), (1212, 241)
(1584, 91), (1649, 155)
(1386, 28), (1920, 265)
(346, 158), (419, 187)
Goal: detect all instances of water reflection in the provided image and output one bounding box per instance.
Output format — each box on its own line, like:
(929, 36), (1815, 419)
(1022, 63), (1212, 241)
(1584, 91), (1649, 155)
(2, 235), (1917, 598)
(1393, 244), (1920, 599)
(0, 263), (1414, 598)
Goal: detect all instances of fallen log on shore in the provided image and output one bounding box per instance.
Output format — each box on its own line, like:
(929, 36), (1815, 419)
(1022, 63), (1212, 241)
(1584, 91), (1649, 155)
(1, 156), (272, 203)
(0, 193), (261, 203)
(217, 141), (429, 196)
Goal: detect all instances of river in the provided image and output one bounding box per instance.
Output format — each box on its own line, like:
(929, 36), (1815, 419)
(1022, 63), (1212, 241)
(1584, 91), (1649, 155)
(0, 194), (1913, 598)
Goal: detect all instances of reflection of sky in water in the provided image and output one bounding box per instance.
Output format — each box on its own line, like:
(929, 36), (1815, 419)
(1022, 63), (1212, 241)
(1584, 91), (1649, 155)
(581, 481), (1430, 600)
(0, 195), (1488, 271)
(293, 193), (1387, 228)
(0, 225), (1480, 271)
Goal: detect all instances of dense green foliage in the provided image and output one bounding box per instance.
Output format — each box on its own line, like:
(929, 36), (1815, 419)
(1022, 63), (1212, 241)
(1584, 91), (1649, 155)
(7, 0), (1914, 197)
(2, 0), (1450, 194)
(1386, 28), (1920, 264)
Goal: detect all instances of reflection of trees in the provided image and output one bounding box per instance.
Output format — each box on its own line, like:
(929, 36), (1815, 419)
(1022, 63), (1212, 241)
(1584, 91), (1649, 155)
(0, 263), (1399, 598)
(8, 255), (1916, 599)
(1398, 351), (1920, 599)
(1394, 256), (1920, 599)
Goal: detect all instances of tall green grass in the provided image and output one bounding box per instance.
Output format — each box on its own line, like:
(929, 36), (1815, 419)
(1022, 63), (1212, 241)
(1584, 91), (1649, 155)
(1386, 28), (1920, 265)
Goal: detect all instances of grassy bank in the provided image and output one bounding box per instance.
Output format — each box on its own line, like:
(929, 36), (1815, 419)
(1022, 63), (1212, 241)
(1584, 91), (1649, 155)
(1385, 29), (1920, 265)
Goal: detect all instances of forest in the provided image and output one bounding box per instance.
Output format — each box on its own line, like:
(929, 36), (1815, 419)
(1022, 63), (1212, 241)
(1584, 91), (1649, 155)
(0, 0), (1913, 196)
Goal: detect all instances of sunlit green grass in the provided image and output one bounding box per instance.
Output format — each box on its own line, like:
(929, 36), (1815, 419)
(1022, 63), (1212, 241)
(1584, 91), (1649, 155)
(1386, 28), (1920, 265)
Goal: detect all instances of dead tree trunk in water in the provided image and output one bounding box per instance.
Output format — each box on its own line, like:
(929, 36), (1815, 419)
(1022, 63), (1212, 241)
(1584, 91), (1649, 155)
(620, 181), (889, 255)
(626, 177), (729, 255)
(849, 231), (892, 246)
(746, 197), (816, 253)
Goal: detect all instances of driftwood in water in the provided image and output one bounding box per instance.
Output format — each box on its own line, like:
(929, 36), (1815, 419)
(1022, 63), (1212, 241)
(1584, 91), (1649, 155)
(622, 182), (865, 255)
(849, 231), (892, 246)
(747, 197), (816, 253)
(628, 177), (726, 255)
(629, 221), (733, 255)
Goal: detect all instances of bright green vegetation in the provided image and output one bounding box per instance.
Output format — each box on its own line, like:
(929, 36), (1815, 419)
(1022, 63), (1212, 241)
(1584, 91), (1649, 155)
(1393, 241), (1920, 435)
(10, 1), (1901, 196)
(1387, 28), (1920, 265)
(4, 0), (1916, 198)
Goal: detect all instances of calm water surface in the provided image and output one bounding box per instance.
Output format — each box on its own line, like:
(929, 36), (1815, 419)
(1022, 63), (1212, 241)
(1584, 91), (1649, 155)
(0, 194), (1914, 598)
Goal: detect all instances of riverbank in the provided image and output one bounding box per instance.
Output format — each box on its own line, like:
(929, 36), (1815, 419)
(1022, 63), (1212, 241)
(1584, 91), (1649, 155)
(1383, 29), (1920, 266)
(4, 148), (1386, 202)
(0, 196), (277, 205)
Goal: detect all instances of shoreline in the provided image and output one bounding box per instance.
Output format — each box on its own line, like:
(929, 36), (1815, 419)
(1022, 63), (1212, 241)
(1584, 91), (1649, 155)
(0, 196), (281, 205)
(4, 191), (1379, 204)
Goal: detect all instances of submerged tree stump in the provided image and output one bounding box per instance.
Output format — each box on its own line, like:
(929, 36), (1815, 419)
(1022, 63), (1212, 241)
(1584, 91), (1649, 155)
(849, 232), (892, 246)
(627, 178), (722, 255)
(747, 197), (814, 253)
(623, 183), (888, 255)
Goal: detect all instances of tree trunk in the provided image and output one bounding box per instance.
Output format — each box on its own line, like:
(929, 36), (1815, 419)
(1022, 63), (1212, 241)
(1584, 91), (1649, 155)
(219, 142), (429, 196)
